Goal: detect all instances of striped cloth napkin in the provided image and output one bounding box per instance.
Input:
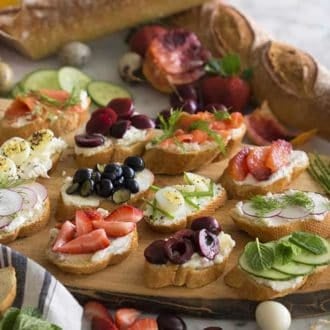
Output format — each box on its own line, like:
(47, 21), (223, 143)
(0, 244), (83, 330)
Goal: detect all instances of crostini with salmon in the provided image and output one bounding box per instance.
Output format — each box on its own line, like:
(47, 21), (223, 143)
(143, 109), (246, 175)
(220, 140), (309, 199)
(0, 89), (90, 143)
(46, 206), (142, 274)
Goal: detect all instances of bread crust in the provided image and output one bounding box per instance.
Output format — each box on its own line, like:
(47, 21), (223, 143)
(144, 254), (228, 289)
(46, 229), (138, 274)
(220, 162), (308, 199)
(230, 210), (330, 242)
(75, 144), (114, 168)
(0, 197), (50, 244)
(0, 267), (16, 315)
(144, 188), (227, 233)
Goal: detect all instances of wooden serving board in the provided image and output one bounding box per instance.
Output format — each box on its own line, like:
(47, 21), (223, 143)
(1, 99), (330, 320)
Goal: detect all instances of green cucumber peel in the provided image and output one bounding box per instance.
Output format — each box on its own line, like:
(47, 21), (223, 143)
(289, 232), (328, 255)
(244, 238), (275, 271)
(150, 185), (160, 191)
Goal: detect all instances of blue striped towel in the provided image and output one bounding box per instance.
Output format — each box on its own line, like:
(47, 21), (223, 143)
(0, 244), (83, 330)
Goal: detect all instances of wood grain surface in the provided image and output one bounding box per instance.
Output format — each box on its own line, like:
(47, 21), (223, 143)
(1, 99), (329, 319)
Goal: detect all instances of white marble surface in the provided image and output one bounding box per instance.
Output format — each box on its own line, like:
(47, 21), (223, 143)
(1, 0), (330, 329)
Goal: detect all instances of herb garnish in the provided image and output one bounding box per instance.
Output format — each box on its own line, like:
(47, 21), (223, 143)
(189, 120), (226, 154)
(250, 195), (282, 217)
(144, 199), (174, 220)
(245, 238), (275, 271)
(283, 191), (314, 210)
(153, 110), (182, 144)
(289, 232), (327, 255)
(275, 241), (301, 265)
(213, 110), (231, 120)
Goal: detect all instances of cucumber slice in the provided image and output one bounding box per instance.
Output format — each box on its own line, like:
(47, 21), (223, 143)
(272, 261), (314, 276)
(292, 239), (330, 265)
(87, 81), (131, 106)
(239, 254), (294, 281)
(58, 66), (91, 92)
(22, 69), (60, 91)
(11, 83), (25, 97)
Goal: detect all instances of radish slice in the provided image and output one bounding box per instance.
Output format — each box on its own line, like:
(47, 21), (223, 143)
(309, 194), (329, 215)
(23, 182), (48, 201)
(0, 189), (23, 216)
(279, 206), (310, 219)
(0, 217), (11, 229)
(242, 201), (282, 218)
(11, 187), (37, 210)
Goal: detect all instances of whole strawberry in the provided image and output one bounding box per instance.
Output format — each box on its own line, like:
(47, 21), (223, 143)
(201, 54), (251, 112)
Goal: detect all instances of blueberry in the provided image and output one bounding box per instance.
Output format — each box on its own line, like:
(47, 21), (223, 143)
(104, 163), (123, 178)
(113, 176), (125, 188)
(96, 179), (113, 198)
(121, 165), (135, 179)
(102, 171), (117, 181)
(92, 170), (102, 183)
(124, 156), (145, 172)
(125, 178), (139, 193)
(73, 168), (93, 184)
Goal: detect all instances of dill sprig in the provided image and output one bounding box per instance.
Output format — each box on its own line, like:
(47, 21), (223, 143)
(283, 191), (314, 210)
(153, 110), (182, 144)
(250, 195), (282, 216)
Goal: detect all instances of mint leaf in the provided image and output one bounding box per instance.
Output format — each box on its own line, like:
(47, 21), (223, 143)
(204, 54), (241, 77)
(289, 232), (327, 255)
(204, 58), (226, 76)
(275, 241), (301, 265)
(244, 238), (275, 271)
(0, 307), (20, 329)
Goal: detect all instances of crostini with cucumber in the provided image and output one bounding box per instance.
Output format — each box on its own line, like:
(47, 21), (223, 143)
(221, 139), (309, 199)
(56, 156), (154, 220)
(144, 216), (235, 289)
(225, 232), (330, 300)
(231, 190), (330, 241)
(143, 109), (246, 175)
(143, 172), (227, 233)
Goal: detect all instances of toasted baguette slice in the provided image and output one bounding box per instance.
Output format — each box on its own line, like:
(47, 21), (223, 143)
(231, 191), (330, 241)
(0, 197), (50, 244)
(46, 228), (138, 274)
(224, 264), (326, 301)
(144, 180), (227, 233)
(56, 169), (154, 220)
(145, 231), (235, 288)
(0, 267), (17, 315)
(75, 129), (156, 168)
(221, 150), (309, 199)
(0, 92), (90, 144)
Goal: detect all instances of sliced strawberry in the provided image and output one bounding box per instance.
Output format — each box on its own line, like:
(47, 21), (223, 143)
(115, 308), (141, 329)
(246, 147), (272, 181)
(56, 229), (110, 254)
(75, 210), (94, 236)
(92, 221), (136, 237)
(86, 108), (117, 135)
(129, 25), (167, 56)
(105, 205), (143, 223)
(52, 221), (76, 252)
(227, 147), (250, 181)
(84, 208), (104, 221)
(127, 318), (158, 330)
(84, 301), (118, 330)
(92, 317), (118, 330)
(266, 139), (292, 172)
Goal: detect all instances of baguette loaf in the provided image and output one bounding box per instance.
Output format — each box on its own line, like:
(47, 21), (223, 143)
(0, 267), (16, 315)
(46, 227), (138, 275)
(0, 0), (209, 59)
(172, 1), (330, 139)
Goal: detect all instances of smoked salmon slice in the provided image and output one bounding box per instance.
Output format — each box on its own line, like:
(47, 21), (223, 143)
(266, 139), (292, 172)
(228, 147), (250, 181)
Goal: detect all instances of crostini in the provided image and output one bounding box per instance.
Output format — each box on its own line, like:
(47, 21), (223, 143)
(144, 216), (235, 288)
(47, 206), (142, 274)
(0, 89), (90, 143)
(0, 182), (50, 244)
(231, 190), (330, 241)
(0, 267), (16, 315)
(143, 109), (246, 175)
(74, 98), (156, 167)
(0, 129), (66, 181)
(143, 172), (226, 233)
(225, 232), (330, 300)
(56, 156), (154, 220)
(221, 140), (309, 199)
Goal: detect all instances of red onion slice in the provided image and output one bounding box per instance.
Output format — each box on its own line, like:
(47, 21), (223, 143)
(242, 201), (282, 218)
(0, 217), (11, 229)
(279, 206), (310, 219)
(11, 186), (37, 210)
(0, 189), (23, 216)
(22, 182), (48, 201)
